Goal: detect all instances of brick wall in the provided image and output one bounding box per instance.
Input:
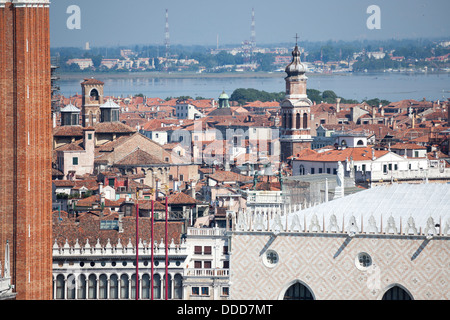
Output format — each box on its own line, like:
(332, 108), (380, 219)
(0, 2), (52, 300)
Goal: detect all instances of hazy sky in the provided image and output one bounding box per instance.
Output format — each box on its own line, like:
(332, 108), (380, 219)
(50, 0), (450, 47)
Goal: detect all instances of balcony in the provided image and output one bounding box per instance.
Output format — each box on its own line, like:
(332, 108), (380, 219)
(185, 268), (229, 277)
(187, 227), (227, 237)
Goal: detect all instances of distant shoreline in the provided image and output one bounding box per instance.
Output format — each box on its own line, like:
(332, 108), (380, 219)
(58, 71), (352, 80)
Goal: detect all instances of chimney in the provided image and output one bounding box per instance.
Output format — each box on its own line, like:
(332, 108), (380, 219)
(191, 180), (196, 199)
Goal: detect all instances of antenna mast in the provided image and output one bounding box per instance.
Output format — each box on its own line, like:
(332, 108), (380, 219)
(164, 9), (170, 71)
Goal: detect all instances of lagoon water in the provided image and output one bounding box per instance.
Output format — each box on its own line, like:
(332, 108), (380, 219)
(59, 72), (450, 103)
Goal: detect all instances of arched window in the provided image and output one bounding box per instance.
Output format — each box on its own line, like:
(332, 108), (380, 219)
(299, 165), (305, 175)
(288, 114), (292, 129)
(67, 274), (76, 299)
(55, 275), (65, 299)
(283, 113), (287, 129)
(153, 274), (161, 299)
(164, 274), (172, 300)
(90, 88), (99, 101)
(110, 274), (119, 299)
(120, 274), (129, 299)
(382, 285), (413, 300)
(303, 112), (308, 129)
(99, 274), (108, 299)
(173, 274), (183, 299)
(88, 274), (97, 299)
(357, 139), (364, 146)
(296, 113), (301, 129)
(131, 274), (138, 300)
(283, 281), (314, 300)
(77, 274), (87, 299)
(142, 274), (150, 299)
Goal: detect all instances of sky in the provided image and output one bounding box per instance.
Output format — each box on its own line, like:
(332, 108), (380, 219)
(50, 0), (450, 48)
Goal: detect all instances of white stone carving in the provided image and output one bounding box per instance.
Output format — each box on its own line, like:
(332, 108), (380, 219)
(328, 214), (340, 233)
(404, 216), (417, 235)
(366, 215), (378, 234)
(309, 213), (321, 232)
(385, 216), (398, 234)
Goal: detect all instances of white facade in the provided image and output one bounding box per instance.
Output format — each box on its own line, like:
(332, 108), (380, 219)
(292, 148), (450, 185)
(52, 227), (230, 300)
(176, 103), (203, 120)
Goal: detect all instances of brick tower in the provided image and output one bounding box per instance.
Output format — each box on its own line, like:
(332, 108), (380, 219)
(0, 0), (52, 300)
(81, 78), (104, 127)
(280, 39), (313, 161)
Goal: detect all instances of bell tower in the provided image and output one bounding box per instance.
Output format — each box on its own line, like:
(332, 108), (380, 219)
(81, 78), (104, 127)
(0, 0), (52, 300)
(280, 36), (313, 161)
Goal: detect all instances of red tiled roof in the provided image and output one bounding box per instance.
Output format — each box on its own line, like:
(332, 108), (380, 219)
(53, 125), (84, 137)
(207, 170), (251, 183)
(167, 192), (199, 205)
(294, 147), (388, 162)
(94, 121), (136, 133)
(81, 78), (105, 85)
(390, 143), (427, 150)
(114, 148), (168, 166)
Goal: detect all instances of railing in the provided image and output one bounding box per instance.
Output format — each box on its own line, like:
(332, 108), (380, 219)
(187, 227), (226, 237)
(185, 268), (229, 277)
(53, 238), (187, 257)
(355, 167), (450, 183)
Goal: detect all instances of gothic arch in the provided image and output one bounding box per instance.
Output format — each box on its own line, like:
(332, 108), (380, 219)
(90, 88), (99, 101)
(303, 112), (308, 129)
(380, 283), (413, 300)
(278, 279), (315, 300)
(296, 113), (301, 129)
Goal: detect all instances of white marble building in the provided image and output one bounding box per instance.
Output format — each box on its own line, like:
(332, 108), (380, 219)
(227, 183), (450, 300)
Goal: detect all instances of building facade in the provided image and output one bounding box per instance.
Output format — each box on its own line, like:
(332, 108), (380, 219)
(228, 183), (450, 300)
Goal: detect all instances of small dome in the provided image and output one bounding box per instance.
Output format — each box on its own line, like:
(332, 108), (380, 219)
(219, 91), (229, 100)
(60, 103), (80, 113)
(100, 99), (120, 109)
(285, 45), (307, 76)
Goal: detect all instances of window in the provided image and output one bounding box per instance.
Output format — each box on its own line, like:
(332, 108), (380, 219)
(192, 287), (200, 296)
(194, 261), (202, 268)
(262, 249), (279, 268)
(194, 246), (202, 255)
(201, 287), (209, 296)
(203, 246), (212, 255)
(56, 275), (65, 299)
(109, 274), (118, 299)
(203, 261), (212, 269)
(88, 133), (92, 140)
(223, 246), (229, 254)
(311, 168), (315, 174)
(72, 157), (78, 165)
(382, 286), (412, 300)
(355, 252), (372, 270)
(223, 260), (229, 269)
(222, 287), (229, 296)
(283, 282), (314, 300)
